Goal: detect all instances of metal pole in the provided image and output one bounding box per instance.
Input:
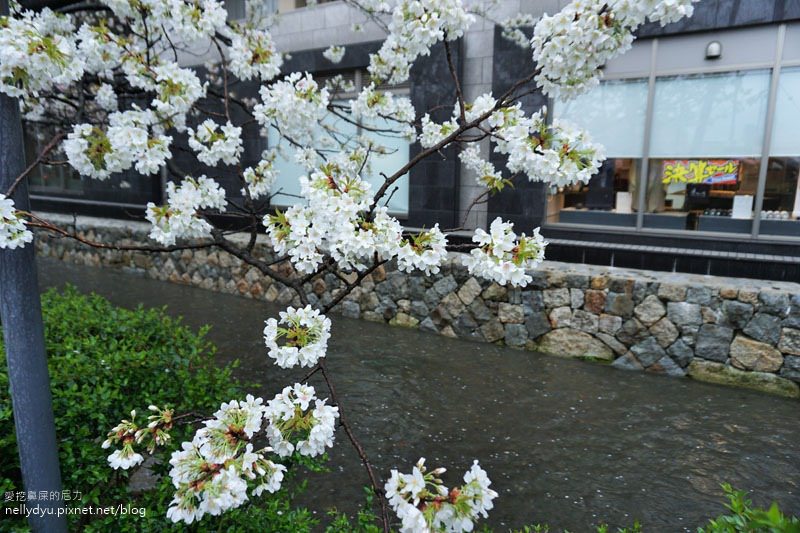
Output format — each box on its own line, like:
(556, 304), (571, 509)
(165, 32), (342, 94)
(0, 1), (67, 529)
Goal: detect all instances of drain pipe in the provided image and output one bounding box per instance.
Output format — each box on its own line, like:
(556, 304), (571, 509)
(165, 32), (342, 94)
(0, 0), (67, 529)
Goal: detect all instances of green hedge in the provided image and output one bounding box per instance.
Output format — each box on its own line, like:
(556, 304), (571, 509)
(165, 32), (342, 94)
(0, 286), (316, 532)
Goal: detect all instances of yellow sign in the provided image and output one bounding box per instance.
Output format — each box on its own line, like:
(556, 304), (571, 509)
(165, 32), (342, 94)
(661, 159), (739, 185)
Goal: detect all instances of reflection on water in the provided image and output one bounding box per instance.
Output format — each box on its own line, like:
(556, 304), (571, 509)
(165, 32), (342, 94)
(37, 258), (800, 531)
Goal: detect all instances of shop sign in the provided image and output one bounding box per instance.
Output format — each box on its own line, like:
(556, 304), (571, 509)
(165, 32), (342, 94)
(661, 159), (739, 185)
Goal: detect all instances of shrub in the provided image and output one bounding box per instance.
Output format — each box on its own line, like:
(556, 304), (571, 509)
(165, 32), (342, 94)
(0, 286), (316, 532)
(698, 484), (800, 533)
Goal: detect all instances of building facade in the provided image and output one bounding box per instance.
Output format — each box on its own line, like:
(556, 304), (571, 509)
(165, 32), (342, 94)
(28, 0), (800, 280)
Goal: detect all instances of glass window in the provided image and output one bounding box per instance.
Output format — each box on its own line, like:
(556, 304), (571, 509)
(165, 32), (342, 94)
(25, 129), (83, 192)
(762, 67), (800, 237)
(269, 73), (411, 217)
(644, 70), (770, 233)
(547, 79), (647, 226)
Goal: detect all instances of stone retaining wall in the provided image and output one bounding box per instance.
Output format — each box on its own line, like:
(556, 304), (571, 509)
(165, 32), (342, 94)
(35, 214), (800, 399)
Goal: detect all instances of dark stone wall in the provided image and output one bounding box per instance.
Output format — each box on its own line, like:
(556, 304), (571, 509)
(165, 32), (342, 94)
(407, 41), (462, 228)
(487, 26), (548, 233)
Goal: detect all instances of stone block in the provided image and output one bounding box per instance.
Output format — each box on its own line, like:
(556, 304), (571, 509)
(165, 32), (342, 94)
(630, 337), (666, 367)
(536, 328), (614, 360)
(686, 286), (713, 305)
(598, 314), (622, 335)
(482, 282), (507, 301)
(543, 288), (570, 308)
(389, 312), (419, 328)
(759, 290), (791, 316)
(743, 313), (782, 346)
(667, 339), (694, 368)
(570, 288), (584, 309)
(667, 302), (702, 328)
(612, 352), (643, 371)
(597, 332), (627, 356)
(525, 311), (551, 339)
(694, 324), (734, 362)
(433, 275), (458, 297)
(730, 335), (783, 372)
(647, 356), (686, 377)
(778, 328), (800, 355)
(649, 317), (679, 348)
(722, 300), (753, 329)
(480, 319), (505, 342)
(457, 277), (482, 306)
(419, 317), (438, 333)
(605, 292), (634, 318)
(781, 355), (800, 382)
(469, 299), (493, 322)
(738, 289), (759, 305)
(499, 303), (524, 324)
(572, 310), (599, 333)
(687, 360), (799, 399)
(634, 294), (666, 326)
(339, 300), (361, 318)
(719, 287), (738, 299)
(504, 324), (528, 347)
(658, 283), (686, 302)
(584, 290), (606, 314)
(616, 318), (648, 345)
(549, 306), (572, 329)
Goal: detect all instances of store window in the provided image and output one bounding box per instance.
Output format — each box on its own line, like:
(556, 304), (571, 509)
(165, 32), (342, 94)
(269, 72), (411, 216)
(24, 130), (83, 193)
(548, 79), (648, 226)
(762, 67), (800, 237)
(644, 70), (770, 233)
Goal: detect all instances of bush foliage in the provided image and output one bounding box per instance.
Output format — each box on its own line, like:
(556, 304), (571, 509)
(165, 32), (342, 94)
(0, 286), (317, 532)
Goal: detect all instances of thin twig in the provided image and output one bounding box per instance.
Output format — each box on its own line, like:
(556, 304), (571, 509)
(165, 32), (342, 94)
(6, 133), (64, 197)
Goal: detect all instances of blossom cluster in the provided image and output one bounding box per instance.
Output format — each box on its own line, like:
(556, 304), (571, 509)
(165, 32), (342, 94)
(263, 151), (421, 274)
(489, 105), (605, 187)
(63, 109), (173, 180)
(532, 0), (697, 98)
(385, 458), (498, 533)
(102, 405), (175, 470)
(418, 92), (497, 148)
(368, 0), (475, 84)
(242, 150), (278, 199)
(188, 119), (244, 167)
(462, 217), (547, 287)
(105, 384), (340, 524)
(0, 195), (33, 250)
(396, 224), (449, 276)
(229, 29), (283, 82)
(263, 305), (332, 369)
(323, 45), (346, 64)
(145, 176), (226, 246)
(459, 145), (507, 192)
(166, 395), (285, 524)
(254, 72), (330, 146)
(101, 0), (227, 44)
(350, 83), (416, 139)
(0, 9), (83, 98)
(264, 383), (339, 458)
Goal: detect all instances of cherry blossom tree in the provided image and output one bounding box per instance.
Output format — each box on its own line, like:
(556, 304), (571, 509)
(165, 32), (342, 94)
(0, 0), (698, 530)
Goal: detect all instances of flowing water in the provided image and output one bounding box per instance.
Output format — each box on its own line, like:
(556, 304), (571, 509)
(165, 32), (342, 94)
(37, 258), (800, 531)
